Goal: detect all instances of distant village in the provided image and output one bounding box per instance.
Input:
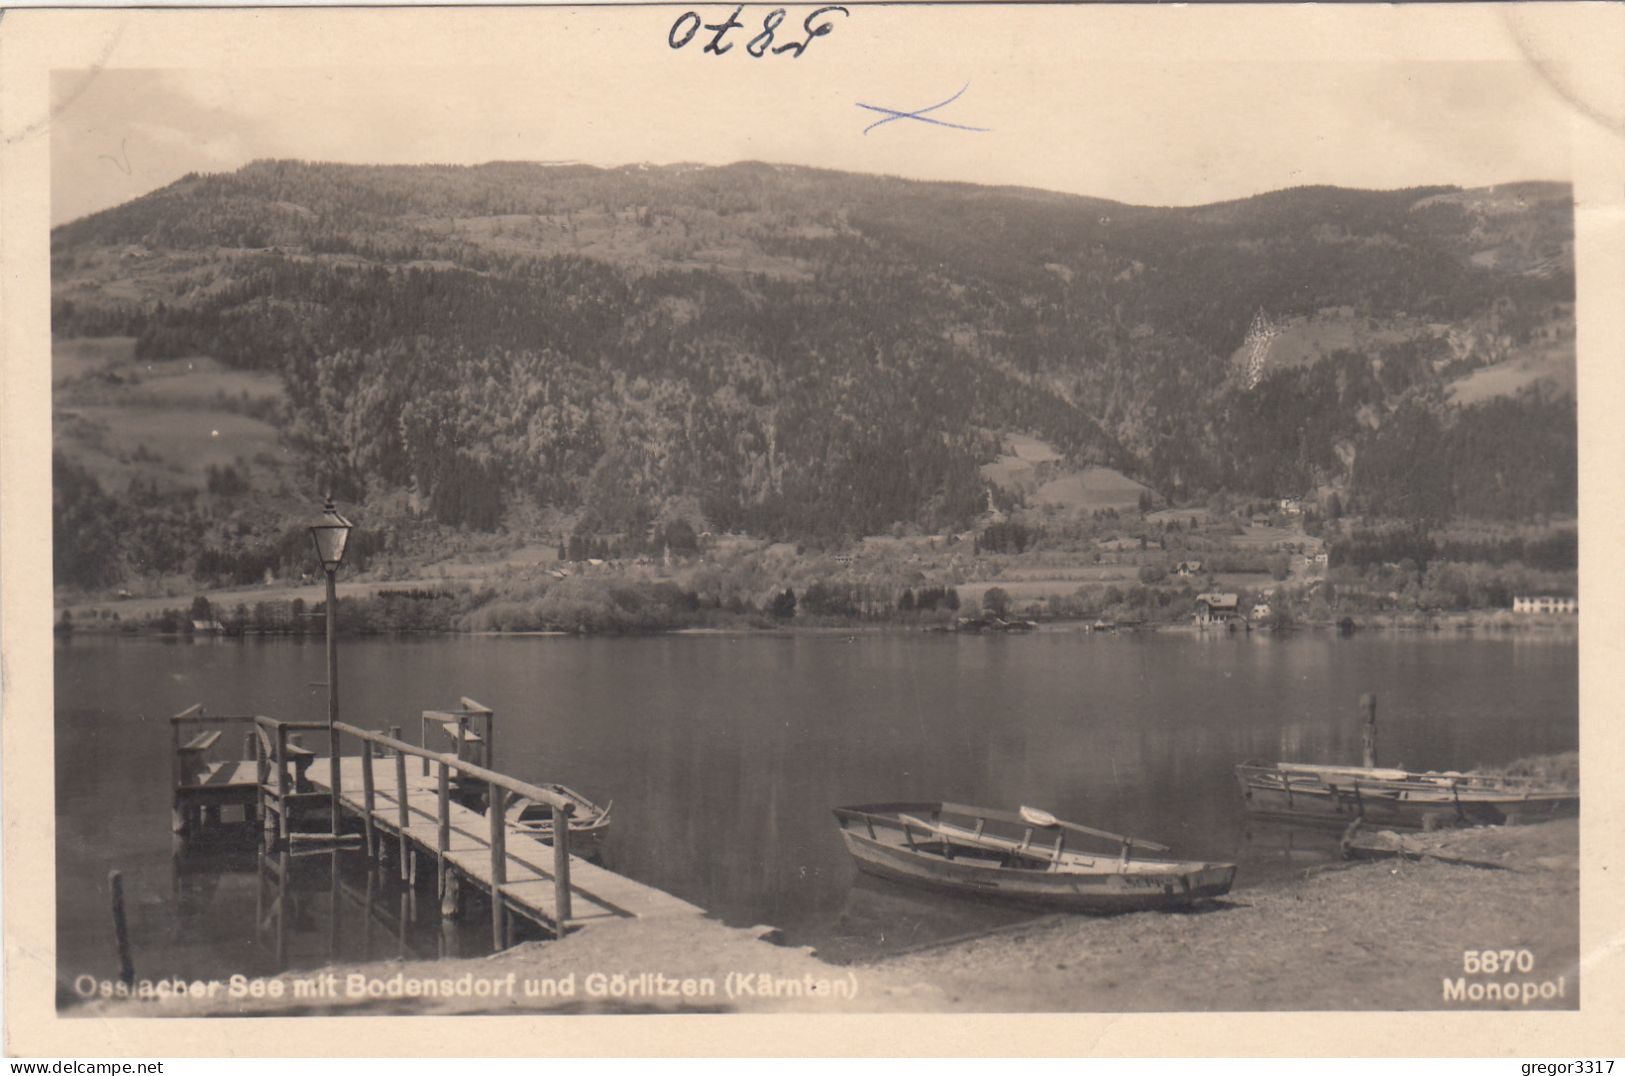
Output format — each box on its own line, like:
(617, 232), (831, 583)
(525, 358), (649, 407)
(59, 481), (1578, 639)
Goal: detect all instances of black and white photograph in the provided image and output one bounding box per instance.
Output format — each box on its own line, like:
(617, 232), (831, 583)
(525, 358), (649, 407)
(4, 1), (1624, 1056)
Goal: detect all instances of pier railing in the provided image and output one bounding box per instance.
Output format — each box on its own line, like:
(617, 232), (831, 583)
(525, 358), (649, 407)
(265, 718), (577, 941)
(251, 716), (331, 841)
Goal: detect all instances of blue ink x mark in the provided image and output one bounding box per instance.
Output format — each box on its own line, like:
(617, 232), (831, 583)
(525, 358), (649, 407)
(856, 83), (989, 135)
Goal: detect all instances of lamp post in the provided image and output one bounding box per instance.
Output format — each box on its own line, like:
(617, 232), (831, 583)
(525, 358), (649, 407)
(309, 494), (353, 835)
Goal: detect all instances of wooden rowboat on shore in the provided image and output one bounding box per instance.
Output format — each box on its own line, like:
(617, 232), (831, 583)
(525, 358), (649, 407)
(1235, 761), (1578, 829)
(832, 802), (1236, 913)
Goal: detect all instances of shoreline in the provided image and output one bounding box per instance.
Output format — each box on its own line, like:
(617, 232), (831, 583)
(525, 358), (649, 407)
(56, 609), (1580, 641)
(73, 819), (1577, 1017)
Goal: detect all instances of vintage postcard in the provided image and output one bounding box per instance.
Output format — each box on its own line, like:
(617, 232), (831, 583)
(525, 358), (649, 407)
(3, 1), (1623, 1058)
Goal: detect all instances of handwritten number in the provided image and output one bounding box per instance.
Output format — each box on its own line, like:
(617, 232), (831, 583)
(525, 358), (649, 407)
(668, 11), (701, 49)
(776, 5), (848, 56)
(747, 9), (787, 57)
(669, 5), (845, 56)
(703, 5), (745, 54)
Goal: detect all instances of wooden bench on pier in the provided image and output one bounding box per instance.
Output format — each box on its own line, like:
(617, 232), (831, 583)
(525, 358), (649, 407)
(421, 699), (495, 772)
(170, 705), (264, 835)
(176, 729), (222, 785)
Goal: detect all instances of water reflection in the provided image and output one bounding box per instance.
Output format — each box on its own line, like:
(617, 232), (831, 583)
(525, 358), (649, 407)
(88, 837), (521, 1002)
(56, 632), (1577, 988)
(1236, 822), (1344, 871)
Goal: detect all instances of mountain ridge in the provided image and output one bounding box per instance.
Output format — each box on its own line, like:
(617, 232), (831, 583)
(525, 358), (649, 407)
(51, 160), (1576, 586)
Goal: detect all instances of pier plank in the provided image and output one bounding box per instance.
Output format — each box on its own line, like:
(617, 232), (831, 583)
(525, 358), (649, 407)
(309, 757), (702, 935)
(187, 760), (259, 788)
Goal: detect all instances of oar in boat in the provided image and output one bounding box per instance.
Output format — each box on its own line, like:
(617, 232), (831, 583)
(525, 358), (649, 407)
(1018, 805), (1171, 862)
(895, 814), (1040, 862)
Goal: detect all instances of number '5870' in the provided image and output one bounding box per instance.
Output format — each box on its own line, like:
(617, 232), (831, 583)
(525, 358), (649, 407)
(1463, 949), (1535, 974)
(668, 6), (850, 58)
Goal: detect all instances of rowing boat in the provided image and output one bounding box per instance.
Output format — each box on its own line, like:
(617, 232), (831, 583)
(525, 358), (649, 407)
(1235, 761), (1578, 828)
(832, 802), (1236, 913)
(504, 787), (613, 859)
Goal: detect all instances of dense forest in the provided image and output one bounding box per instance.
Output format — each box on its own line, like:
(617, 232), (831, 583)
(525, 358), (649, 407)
(52, 161), (1576, 586)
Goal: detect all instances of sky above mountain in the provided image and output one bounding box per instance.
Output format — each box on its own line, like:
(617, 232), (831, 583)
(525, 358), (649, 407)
(47, 6), (1585, 226)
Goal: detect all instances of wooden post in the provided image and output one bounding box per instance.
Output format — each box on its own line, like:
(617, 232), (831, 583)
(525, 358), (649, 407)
(361, 739), (377, 859)
(273, 851), (289, 969)
(552, 804), (573, 929)
(109, 870), (134, 987)
(440, 872), (463, 919)
(394, 736), (410, 883)
(169, 719), (183, 793)
(275, 725), (291, 843)
(420, 715), (430, 778)
(484, 710), (495, 771)
(388, 725), (402, 759)
(437, 760), (451, 903)
(1361, 693), (1378, 768)
(242, 731), (256, 761)
(363, 862), (375, 959)
(170, 719), (185, 836)
(254, 726), (273, 846)
(254, 723), (268, 785)
(325, 567), (342, 835)
(327, 849), (341, 958)
(254, 853), (266, 941)
(488, 786), (507, 950)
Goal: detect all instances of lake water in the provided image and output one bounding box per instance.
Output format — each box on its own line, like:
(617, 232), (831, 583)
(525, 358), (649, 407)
(54, 629), (1577, 1001)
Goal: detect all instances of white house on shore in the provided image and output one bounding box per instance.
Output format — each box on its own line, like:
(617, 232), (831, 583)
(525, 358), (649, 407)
(1194, 592), (1241, 625)
(1512, 595), (1577, 614)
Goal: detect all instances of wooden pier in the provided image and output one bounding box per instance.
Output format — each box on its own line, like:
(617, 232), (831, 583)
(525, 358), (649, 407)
(170, 702), (703, 950)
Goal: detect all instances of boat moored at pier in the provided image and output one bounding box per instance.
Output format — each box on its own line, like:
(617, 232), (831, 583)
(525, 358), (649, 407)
(506, 788), (613, 859)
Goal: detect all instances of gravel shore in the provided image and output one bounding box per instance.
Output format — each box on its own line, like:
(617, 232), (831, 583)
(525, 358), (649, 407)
(74, 819), (1577, 1016)
(874, 819), (1578, 1011)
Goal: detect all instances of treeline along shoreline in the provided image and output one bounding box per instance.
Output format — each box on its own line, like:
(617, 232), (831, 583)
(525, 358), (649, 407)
(58, 542), (1578, 638)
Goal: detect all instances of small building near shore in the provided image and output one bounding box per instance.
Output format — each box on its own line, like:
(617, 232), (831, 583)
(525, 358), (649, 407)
(1194, 592), (1241, 625)
(1512, 595), (1577, 614)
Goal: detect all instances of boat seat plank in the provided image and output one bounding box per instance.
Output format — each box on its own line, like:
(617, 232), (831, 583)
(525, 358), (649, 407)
(936, 802), (1169, 853)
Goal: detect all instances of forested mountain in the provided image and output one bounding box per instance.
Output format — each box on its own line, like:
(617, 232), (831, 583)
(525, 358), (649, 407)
(51, 161), (1575, 550)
